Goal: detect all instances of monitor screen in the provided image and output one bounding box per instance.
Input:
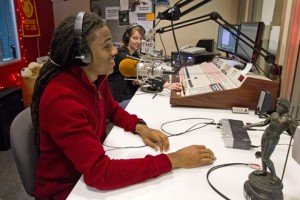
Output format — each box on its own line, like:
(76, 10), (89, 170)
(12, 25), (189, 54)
(217, 24), (239, 55)
(235, 22), (265, 64)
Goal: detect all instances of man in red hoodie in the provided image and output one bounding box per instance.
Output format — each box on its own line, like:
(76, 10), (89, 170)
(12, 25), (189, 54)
(31, 11), (216, 199)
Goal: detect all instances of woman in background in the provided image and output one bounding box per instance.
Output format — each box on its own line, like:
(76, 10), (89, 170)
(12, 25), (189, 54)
(108, 24), (182, 108)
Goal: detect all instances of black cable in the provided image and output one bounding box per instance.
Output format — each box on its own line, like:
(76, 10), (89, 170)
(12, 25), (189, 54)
(103, 143), (147, 151)
(154, 19), (161, 29)
(158, 33), (167, 58)
(174, 0), (185, 6)
(161, 117), (215, 136)
(171, 20), (180, 52)
(103, 118), (216, 150)
(206, 163), (250, 200)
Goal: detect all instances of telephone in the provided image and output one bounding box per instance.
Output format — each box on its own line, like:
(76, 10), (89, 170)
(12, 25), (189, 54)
(179, 44), (193, 51)
(179, 45), (206, 54)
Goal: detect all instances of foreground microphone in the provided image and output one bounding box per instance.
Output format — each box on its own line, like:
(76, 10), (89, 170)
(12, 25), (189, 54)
(119, 58), (165, 78)
(119, 58), (139, 77)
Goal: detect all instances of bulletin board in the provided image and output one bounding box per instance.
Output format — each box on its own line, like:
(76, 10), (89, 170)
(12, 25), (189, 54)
(90, 0), (155, 44)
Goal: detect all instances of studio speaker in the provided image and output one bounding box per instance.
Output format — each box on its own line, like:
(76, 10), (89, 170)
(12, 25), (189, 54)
(255, 90), (272, 118)
(196, 39), (214, 52)
(0, 88), (24, 151)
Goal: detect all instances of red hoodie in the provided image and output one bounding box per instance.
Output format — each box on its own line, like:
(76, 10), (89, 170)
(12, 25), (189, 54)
(33, 66), (172, 199)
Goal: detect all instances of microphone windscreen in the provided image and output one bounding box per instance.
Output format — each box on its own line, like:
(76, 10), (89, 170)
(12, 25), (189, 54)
(119, 58), (139, 77)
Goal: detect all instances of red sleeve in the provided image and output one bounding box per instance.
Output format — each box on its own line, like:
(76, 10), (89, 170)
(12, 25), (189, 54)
(84, 154), (172, 190)
(101, 79), (140, 133)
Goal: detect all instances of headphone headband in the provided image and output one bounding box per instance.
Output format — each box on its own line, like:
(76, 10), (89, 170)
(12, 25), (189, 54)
(74, 12), (85, 37)
(73, 12), (92, 66)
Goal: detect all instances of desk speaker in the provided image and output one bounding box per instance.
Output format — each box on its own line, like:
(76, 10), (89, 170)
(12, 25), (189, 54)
(196, 39), (214, 52)
(0, 88), (24, 151)
(255, 90), (272, 118)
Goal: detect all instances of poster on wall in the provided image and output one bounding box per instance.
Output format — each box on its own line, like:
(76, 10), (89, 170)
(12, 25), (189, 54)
(18, 0), (41, 37)
(105, 6), (120, 20)
(118, 10), (130, 26)
(136, 0), (153, 13)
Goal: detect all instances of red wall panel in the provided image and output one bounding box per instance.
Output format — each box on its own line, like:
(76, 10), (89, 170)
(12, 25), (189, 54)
(0, 0), (54, 88)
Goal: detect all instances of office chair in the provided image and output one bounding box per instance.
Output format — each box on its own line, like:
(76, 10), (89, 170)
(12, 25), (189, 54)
(10, 107), (39, 196)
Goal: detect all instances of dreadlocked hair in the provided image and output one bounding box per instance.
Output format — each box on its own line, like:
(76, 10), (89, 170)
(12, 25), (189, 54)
(30, 12), (105, 152)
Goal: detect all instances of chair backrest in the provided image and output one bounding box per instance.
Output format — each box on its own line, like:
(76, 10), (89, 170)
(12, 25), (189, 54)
(10, 107), (39, 196)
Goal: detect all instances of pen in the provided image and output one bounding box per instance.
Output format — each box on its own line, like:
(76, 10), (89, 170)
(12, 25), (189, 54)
(152, 93), (157, 99)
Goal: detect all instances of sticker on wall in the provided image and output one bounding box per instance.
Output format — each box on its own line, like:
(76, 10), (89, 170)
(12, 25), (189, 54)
(136, 0), (153, 13)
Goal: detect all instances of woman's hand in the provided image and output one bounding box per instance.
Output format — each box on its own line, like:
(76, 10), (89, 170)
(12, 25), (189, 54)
(135, 124), (169, 152)
(132, 80), (143, 86)
(163, 82), (182, 91)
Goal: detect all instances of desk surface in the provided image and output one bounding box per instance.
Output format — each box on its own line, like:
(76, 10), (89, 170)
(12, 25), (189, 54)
(68, 89), (300, 200)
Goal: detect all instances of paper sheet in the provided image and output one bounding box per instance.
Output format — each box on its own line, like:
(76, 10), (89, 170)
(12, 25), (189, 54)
(241, 63), (252, 75)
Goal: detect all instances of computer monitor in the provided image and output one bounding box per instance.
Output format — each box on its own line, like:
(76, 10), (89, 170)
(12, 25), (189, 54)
(216, 24), (239, 56)
(235, 22), (265, 64)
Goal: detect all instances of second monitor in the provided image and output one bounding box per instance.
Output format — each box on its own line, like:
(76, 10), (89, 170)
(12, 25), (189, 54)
(217, 24), (239, 57)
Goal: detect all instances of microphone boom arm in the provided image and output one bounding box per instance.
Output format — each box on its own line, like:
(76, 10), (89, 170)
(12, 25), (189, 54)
(157, 0), (212, 20)
(156, 12), (276, 64)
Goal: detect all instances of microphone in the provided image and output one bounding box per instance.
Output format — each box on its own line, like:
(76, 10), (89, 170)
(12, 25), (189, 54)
(119, 57), (175, 93)
(119, 58), (165, 78)
(144, 28), (156, 41)
(157, 6), (181, 20)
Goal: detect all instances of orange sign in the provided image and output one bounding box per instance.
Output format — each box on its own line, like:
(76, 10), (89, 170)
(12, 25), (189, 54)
(19, 0), (40, 37)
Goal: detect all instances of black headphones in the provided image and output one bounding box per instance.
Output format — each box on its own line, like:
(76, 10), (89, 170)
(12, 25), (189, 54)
(73, 12), (92, 66)
(122, 24), (145, 45)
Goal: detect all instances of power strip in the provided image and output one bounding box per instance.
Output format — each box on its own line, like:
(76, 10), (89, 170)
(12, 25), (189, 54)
(232, 107), (249, 114)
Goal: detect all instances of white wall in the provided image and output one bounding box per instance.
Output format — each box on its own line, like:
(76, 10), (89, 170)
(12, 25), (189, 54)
(154, 0), (239, 56)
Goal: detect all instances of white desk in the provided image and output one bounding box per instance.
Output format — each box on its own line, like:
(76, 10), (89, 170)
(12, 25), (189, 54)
(68, 89), (300, 200)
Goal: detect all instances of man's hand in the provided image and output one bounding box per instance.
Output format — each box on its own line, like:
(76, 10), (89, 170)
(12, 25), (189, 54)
(243, 122), (252, 129)
(135, 124), (169, 152)
(167, 145), (216, 168)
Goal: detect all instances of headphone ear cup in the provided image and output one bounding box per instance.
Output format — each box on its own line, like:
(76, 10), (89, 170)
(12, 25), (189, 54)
(122, 32), (129, 45)
(82, 47), (92, 64)
(73, 39), (92, 66)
